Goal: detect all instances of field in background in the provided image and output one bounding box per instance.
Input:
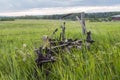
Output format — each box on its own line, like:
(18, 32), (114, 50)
(0, 20), (120, 80)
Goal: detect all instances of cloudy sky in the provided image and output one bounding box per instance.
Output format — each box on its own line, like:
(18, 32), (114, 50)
(0, 0), (120, 16)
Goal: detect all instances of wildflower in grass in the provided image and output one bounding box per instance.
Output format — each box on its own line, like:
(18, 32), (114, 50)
(115, 42), (120, 46)
(15, 44), (31, 62)
(21, 52), (31, 62)
(23, 56), (27, 62)
(23, 44), (27, 48)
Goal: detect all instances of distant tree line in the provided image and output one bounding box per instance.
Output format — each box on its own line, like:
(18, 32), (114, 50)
(85, 12), (120, 22)
(0, 12), (120, 22)
(0, 17), (15, 21)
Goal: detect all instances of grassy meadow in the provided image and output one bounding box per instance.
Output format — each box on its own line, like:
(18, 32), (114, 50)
(0, 19), (120, 80)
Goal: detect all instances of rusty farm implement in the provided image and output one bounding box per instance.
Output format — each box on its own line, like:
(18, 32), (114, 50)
(34, 12), (95, 67)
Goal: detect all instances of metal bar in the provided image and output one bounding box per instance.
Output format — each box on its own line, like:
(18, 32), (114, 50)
(76, 12), (87, 34)
(61, 13), (73, 19)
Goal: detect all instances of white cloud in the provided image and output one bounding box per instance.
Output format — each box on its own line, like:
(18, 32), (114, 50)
(0, 5), (120, 16)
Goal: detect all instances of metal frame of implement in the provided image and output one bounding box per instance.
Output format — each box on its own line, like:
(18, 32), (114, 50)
(35, 12), (95, 67)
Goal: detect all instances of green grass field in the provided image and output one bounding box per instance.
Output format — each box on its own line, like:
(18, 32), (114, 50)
(0, 20), (120, 80)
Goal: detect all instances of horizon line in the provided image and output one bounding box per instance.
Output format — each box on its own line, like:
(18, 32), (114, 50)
(0, 6), (120, 17)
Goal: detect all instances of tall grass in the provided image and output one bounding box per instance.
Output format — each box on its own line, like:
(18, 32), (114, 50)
(0, 20), (120, 80)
